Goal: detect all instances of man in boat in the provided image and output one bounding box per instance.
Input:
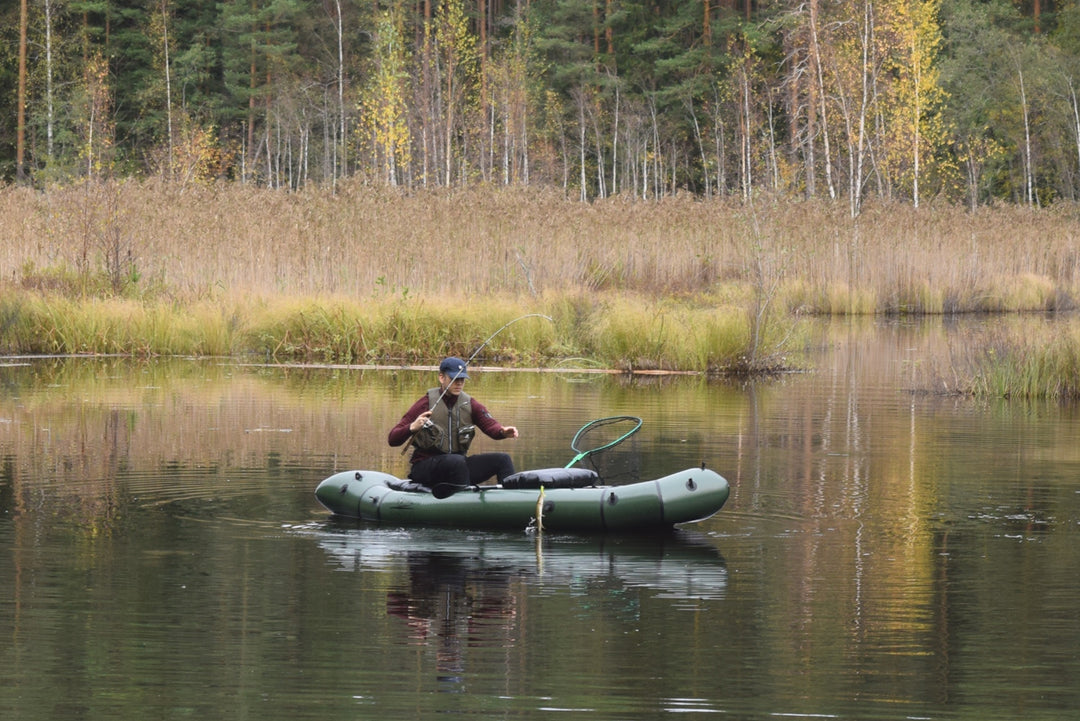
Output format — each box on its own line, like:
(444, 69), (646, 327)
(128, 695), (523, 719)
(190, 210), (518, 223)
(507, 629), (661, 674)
(388, 356), (519, 490)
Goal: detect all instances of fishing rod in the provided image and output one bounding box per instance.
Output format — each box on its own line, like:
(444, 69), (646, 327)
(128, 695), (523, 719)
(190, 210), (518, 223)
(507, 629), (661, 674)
(401, 313), (554, 453)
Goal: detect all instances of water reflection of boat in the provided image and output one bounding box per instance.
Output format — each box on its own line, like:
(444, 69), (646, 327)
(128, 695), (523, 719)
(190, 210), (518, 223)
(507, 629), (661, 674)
(306, 526), (728, 690)
(314, 526), (729, 601)
(314, 466), (730, 532)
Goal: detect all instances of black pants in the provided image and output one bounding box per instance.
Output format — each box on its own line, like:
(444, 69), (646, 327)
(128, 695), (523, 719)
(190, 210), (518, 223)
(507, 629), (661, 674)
(409, 452), (515, 488)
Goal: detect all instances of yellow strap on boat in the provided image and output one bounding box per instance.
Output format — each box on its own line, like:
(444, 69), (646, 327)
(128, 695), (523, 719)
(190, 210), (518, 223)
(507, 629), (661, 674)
(535, 486), (545, 532)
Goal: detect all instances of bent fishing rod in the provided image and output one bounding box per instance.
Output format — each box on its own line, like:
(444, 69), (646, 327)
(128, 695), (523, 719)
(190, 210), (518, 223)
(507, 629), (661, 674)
(401, 312), (554, 452)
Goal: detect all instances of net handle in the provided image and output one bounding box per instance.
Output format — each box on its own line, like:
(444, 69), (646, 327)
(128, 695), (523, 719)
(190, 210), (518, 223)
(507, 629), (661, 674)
(564, 415), (643, 468)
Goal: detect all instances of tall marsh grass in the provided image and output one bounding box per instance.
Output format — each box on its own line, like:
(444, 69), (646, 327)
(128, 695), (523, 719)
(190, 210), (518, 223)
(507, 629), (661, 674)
(2, 180), (1079, 379)
(3, 181), (1079, 309)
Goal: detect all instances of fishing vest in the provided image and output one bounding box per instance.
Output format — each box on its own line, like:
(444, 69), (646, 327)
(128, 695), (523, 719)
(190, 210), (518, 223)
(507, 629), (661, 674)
(412, 388), (476, 454)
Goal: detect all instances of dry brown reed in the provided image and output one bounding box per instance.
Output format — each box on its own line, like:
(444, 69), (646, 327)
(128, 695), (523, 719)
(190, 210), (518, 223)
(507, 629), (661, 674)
(3, 181), (1078, 310)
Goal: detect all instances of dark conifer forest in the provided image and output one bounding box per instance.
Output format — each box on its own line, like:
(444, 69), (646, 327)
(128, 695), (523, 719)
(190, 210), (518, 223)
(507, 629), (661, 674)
(4, 1), (1079, 209)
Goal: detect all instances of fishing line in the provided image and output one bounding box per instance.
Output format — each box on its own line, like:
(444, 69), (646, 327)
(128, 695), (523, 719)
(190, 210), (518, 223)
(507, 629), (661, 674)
(430, 312), (554, 408)
(402, 312), (554, 453)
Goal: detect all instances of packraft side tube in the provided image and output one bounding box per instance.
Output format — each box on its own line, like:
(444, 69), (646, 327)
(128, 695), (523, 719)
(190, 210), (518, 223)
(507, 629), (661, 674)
(314, 467), (730, 531)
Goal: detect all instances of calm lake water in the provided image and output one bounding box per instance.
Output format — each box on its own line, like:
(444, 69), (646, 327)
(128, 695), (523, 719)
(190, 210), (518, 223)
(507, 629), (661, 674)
(2, 318), (1079, 720)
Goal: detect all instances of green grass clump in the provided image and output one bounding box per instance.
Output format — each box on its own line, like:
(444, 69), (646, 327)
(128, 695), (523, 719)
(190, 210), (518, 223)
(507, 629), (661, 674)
(0, 292), (245, 356)
(244, 296), (564, 365)
(967, 325), (1080, 400)
(576, 294), (797, 373)
(0, 286), (789, 375)
(246, 297), (370, 362)
(781, 281), (879, 316)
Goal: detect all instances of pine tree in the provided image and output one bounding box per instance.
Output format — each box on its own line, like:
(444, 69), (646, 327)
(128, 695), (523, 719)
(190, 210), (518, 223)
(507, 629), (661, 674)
(218, 0), (303, 182)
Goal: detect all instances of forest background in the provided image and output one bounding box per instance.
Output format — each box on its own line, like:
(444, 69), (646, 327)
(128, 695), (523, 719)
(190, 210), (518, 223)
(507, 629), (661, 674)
(2, 0), (1080, 399)
(3, 0), (1080, 208)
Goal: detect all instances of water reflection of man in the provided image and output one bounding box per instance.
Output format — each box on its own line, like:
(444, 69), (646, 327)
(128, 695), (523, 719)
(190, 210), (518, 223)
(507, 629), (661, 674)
(385, 551), (517, 689)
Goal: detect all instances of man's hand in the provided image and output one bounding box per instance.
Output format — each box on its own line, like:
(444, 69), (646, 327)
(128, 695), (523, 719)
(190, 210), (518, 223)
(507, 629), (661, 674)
(409, 411), (433, 433)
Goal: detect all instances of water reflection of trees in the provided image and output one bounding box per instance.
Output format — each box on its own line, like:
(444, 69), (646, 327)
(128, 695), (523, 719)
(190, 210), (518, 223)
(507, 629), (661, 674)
(720, 318), (1080, 708)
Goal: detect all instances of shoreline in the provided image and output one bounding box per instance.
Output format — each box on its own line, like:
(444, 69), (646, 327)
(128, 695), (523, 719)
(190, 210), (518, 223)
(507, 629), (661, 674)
(2, 184), (1079, 395)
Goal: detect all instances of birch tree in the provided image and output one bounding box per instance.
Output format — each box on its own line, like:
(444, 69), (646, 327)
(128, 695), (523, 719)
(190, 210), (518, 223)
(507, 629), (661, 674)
(17, 0), (28, 183)
(907, 0), (945, 206)
(879, 0), (947, 206)
(357, 8), (411, 185)
(488, 3), (540, 185)
(808, 0), (836, 199)
(826, 0), (877, 217)
(43, 0), (57, 165)
(78, 53), (114, 179)
(146, 0), (176, 178)
(435, 0), (479, 185)
(779, 0), (839, 199)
